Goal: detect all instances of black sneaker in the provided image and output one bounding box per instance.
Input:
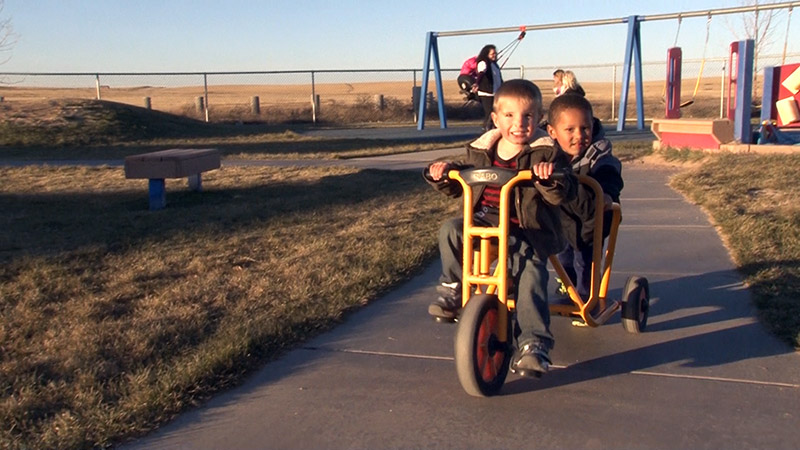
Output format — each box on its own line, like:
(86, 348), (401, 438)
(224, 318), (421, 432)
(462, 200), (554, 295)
(510, 342), (551, 378)
(428, 282), (460, 321)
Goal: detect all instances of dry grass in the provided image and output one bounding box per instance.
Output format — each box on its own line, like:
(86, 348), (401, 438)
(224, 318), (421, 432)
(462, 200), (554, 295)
(0, 99), (470, 159)
(0, 164), (457, 448)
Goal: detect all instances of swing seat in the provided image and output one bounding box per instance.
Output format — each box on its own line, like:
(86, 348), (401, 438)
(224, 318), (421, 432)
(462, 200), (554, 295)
(457, 74), (479, 103)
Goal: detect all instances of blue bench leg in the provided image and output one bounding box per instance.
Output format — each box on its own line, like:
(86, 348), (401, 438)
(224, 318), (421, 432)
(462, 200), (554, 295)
(148, 178), (166, 210)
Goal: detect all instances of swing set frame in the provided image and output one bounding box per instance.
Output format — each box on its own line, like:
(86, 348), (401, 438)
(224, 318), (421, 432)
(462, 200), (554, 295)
(416, 1), (800, 132)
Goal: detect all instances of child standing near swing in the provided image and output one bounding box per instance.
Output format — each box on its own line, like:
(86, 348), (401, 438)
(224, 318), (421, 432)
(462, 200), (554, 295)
(474, 44), (503, 131)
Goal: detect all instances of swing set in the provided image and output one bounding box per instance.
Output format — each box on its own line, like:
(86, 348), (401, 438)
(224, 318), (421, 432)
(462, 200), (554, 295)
(669, 14), (712, 108)
(664, 13), (712, 118)
(457, 28), (527, 104)
(417, 1), (800, 131)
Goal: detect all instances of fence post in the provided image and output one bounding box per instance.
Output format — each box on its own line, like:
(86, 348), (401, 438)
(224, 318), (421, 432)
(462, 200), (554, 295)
(720, 61), (726, 119)
(195, 96), (204, 113)
(311, 71), (317, 124)
(413, 71), (417, 122)
(374, 94), (385, 110)
(251, 96), (260, 115)
(203, 73), (209, 122)
(95, 74), (101, 100)
(412, 86), (421, 123)
(611, 65), (617, 121)
(143, 97), (151, 109)
(311, 94), (320, 122)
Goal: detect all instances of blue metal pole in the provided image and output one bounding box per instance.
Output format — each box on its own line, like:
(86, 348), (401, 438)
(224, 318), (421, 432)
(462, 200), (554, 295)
(617, 16), (638, 131)
(760, 65), (778, 124)
(632, 19), (645, 130)
(418, 32), (434, 131)
(734, 39), (754, 143)
(430, 35), (447, 129)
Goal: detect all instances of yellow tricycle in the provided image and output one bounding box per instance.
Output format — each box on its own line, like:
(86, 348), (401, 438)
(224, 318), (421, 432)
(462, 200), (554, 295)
(445, 167), (649, 397)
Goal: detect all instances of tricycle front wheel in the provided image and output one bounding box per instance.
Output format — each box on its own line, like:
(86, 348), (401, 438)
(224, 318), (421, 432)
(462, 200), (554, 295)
(454, 294), (512, 397)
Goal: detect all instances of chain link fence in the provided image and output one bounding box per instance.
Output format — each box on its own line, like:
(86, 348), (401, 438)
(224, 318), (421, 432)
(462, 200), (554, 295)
(1, 52), (797, 125)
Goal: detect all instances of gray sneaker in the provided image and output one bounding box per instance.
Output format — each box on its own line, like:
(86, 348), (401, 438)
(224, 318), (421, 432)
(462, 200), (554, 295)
(428, 282), (460, 321)
(510, 342), (551, 378)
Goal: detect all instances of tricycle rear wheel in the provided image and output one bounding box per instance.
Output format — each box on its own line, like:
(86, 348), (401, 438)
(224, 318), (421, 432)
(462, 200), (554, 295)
(621, 276), (650, 333)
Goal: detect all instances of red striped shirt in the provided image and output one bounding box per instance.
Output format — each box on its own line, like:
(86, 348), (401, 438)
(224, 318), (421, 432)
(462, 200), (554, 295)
(476, 154), (519, 226)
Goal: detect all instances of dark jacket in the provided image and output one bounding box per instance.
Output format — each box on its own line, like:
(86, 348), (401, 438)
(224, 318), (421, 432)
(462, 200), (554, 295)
(475, 59), (502, 95)
(425, 128), (577, 258)
(558, 138), (623, 250)
(562, 85), (585, 97)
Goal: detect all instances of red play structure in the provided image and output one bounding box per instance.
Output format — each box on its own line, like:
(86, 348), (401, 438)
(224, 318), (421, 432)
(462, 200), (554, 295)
(652, 40), (754, 150)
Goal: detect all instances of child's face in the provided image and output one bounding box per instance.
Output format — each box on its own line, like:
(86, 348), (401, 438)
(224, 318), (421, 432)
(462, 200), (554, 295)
(491, 97), (540, 149)
(547, 107), (593, 158)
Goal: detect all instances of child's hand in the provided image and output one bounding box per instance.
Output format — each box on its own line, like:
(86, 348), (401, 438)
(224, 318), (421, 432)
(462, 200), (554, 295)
(532, 162), (555, 180)
(428, 161), (451, 181)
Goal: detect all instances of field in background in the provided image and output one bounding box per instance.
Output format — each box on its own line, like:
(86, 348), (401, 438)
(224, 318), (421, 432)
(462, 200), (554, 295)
(0, 77), (728, 125)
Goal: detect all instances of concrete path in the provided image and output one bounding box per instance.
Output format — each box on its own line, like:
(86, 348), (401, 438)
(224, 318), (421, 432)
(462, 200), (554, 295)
(123, 145), (800, 449)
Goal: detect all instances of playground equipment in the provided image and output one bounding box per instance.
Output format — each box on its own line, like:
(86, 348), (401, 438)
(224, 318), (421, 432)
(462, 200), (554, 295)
(457, 28), (527, 103)
(654, 32), (800, 151)
(759, 60), (800, 145)
(652, 39), (754, 150)
(663, 14), (712, 117)
(442, 167), (648, 397)
(417, 2), (798, 132)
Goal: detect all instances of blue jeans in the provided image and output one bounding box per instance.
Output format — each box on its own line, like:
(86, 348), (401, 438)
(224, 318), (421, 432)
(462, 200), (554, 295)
(438, 217), (554, 350)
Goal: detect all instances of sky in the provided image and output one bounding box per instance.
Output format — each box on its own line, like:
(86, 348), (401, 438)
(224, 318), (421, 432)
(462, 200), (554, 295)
(1, 0), (799, 74)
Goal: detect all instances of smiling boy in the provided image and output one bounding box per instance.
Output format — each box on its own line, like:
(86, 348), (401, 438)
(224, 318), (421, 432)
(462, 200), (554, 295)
(547, 94), (623, 302)
(424, 79), (576, 377)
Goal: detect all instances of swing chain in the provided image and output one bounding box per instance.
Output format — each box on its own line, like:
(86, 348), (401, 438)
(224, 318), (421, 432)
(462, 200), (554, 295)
(673, 14), (682, 48)
(782, 6), (792, 65)
(702, 13), (712, 59)
(497, 26), (526, 69)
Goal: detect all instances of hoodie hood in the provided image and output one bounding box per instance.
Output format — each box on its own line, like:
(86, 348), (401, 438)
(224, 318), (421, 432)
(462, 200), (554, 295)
(572, 138), (621, 174)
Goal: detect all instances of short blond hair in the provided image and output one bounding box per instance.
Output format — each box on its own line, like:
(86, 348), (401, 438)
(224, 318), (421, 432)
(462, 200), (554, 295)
(562, 70), (580, 90)
(493, 79), (543, 117)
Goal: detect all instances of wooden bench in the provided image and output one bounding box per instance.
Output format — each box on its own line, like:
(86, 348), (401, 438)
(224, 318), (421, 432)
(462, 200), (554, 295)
(124, 148), (220, 210)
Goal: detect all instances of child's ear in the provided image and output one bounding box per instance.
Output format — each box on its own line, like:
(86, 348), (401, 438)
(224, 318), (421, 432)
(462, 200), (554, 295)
(491, 111), (498, 128)
(546, 123), (557, 140)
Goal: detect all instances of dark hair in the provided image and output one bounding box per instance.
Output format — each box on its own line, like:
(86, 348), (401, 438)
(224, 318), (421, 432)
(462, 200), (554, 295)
(553, 69), (565, 78)
(477, 44), (497, 63)
(548, 93), (593, 125)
